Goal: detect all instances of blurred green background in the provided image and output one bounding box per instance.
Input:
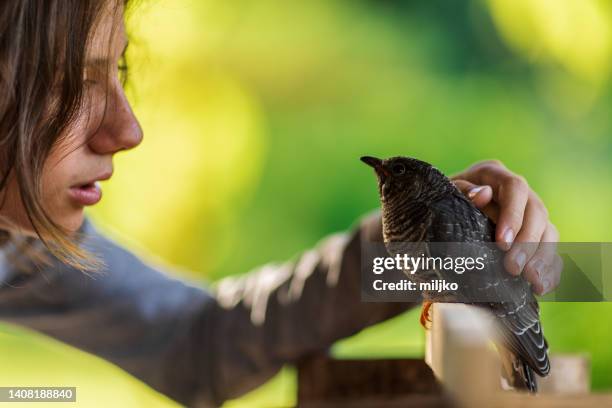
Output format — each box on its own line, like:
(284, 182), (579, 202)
(2, 0), (612, 406)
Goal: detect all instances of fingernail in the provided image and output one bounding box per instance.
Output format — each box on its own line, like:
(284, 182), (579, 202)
(533, 259), (544, 279)
(515, 251), (526, 272)
(468, 186), (485, 199)
(542, 279), (551, 292)
(503, 228), (514, 249)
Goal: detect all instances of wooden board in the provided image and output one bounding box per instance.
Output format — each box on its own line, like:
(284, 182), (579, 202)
(295, 303), (608, 407)
(297, 355), (449, 407)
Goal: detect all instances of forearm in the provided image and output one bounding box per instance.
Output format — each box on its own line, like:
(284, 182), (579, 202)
(203, 212), (415, 403)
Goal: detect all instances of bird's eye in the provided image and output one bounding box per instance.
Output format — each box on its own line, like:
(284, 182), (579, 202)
(391, 163), (406, 176)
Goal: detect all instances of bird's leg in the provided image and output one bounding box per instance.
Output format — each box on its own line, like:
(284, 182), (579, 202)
(420, 300), (433, 329)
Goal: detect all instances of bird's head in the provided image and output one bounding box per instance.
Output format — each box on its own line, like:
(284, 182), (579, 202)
(360, 155), (454, 207)
(361, 155), (456, 242)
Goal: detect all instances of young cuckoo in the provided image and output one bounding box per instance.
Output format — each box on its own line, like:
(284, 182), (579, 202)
(361, 155), (550, 392)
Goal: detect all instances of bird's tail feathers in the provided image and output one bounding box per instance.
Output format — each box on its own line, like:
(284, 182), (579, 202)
(499, 346), (538, 393)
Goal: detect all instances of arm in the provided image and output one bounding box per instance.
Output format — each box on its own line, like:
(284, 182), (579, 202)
(0, 214), (412, 407)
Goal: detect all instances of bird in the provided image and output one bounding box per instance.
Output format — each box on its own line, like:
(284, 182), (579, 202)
(361, 155), (550, 392)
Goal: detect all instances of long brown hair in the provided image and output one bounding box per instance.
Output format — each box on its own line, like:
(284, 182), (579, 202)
(0, 0), (127, 270)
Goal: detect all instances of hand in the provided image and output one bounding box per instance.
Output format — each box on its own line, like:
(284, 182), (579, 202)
(452, 160), (562, 296)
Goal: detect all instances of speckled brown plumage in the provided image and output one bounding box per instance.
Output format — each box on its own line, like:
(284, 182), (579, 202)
(362, 155), (549, 392)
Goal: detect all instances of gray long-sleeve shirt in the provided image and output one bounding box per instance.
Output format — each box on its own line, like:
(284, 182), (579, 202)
(0, 213), (413, 407)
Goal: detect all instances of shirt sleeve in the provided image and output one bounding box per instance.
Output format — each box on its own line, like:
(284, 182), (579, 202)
(0, 214), (415, 407)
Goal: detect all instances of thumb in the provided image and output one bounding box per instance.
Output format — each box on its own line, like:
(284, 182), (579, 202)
(452, 179), (493, 209)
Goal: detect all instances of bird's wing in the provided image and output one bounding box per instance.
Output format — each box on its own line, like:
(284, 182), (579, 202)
(426, 194), (550, 376)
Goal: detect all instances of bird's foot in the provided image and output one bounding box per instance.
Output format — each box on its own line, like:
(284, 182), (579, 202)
(420, 301), (433, 329)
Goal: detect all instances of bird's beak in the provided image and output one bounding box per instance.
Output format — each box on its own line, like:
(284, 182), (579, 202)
(360, 156), (388, 179)
(360, 156), (382, 168)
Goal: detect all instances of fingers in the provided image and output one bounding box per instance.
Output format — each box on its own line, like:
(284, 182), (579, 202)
(504, 191), (549, 276)
(521, 223), (561, 295)
(480, 203), (500, 224)
(494, 175), (530, 250)
(452, 179), (493, 209)
(546, 253), (563, 294)
(526, 253), (563, 296)
(453, 161), (531, 250)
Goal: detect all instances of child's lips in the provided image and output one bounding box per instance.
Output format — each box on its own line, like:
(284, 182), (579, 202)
(68, 182), (102, 206)
(68, 169), (112, 206)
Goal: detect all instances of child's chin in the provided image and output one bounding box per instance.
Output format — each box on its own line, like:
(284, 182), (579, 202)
(61, 209), (85, 233)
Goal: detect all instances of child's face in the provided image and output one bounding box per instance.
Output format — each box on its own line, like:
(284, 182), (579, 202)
(0, 2), (143, 235)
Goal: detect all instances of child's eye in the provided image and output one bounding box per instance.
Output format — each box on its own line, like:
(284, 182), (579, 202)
(117, 58), (128, 85)
(83, 78), (99, 88)
(83, 67), (102, 86)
